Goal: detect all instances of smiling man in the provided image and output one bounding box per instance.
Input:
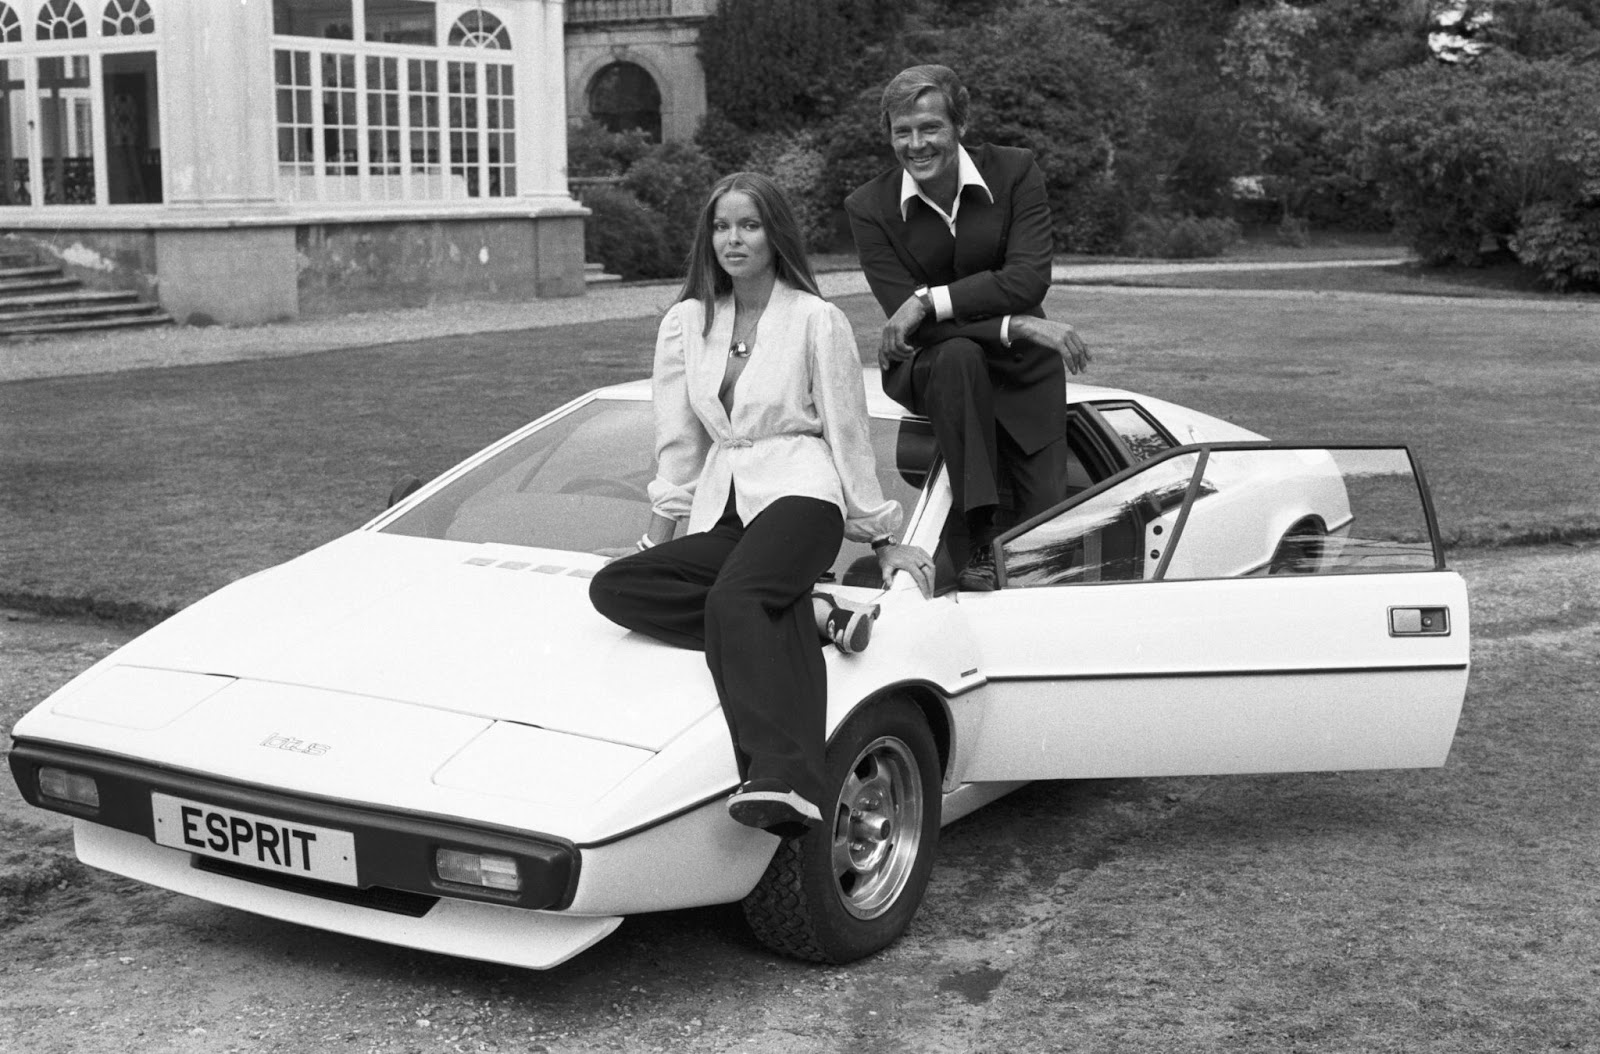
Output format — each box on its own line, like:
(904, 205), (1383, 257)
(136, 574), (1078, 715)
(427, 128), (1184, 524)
(845, 65), (1090, 590)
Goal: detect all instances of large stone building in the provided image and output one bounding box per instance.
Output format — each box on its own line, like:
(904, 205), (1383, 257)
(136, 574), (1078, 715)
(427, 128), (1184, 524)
(563, 0), (708, 144)
(1, 0), (585, 325)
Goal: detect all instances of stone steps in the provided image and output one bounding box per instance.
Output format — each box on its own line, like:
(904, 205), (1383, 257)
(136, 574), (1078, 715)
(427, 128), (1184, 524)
(0, 253), (173, 338)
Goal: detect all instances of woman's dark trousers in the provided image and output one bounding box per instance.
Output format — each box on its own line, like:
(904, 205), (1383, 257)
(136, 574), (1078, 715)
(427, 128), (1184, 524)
(588, 494), (844, 809)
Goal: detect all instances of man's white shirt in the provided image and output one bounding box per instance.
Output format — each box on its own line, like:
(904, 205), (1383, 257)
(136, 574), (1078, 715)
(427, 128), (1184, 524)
(897, 145), (1012, 343)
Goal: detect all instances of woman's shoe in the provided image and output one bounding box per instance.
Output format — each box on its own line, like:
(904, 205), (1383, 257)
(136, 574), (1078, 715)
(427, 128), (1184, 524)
(812, 591), (880, 655)
(728, 779), (822, 834)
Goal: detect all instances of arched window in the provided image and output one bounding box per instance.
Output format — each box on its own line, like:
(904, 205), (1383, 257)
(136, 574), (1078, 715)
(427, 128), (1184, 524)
(37, 0), (88, 38)
(0, 3), (20, 42)
(448, 10), (508, 48)
(102, 0), (154, 35)
(588, 62), (661, 143)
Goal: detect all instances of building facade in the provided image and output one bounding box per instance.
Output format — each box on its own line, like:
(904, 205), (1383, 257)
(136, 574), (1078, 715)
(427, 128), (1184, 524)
(563, 0), (707, 144)
(1, 0), (584, 325)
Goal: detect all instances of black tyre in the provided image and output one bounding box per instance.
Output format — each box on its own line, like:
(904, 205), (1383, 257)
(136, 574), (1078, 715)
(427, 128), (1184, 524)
(740, 697), (941, 963)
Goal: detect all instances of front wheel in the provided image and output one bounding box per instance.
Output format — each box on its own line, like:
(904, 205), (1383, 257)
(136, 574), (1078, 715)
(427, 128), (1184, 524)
(740, 697), (941, 963)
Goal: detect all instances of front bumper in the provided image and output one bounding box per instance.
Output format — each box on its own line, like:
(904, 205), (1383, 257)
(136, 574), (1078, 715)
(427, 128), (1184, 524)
(9, 739), (580, 913)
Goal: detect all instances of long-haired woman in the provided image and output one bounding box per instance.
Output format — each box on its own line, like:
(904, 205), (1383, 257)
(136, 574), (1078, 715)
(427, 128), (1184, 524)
(589, 172), (934, 834)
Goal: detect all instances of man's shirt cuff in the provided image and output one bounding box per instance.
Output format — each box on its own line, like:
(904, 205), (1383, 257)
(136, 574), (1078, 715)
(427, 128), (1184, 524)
(930, 284), (954, 322)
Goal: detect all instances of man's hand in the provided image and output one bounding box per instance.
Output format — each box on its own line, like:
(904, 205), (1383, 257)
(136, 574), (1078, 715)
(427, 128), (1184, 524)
(877, 542), (937, 598)
(878, 294), (929, 369)
(1012, 316), (1092, 375)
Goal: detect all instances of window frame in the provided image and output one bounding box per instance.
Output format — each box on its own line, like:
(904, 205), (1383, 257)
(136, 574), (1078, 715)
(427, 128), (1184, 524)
(994, 440), (1448, 590)
(269, 1), (519, 205)
(0, 1), (163, 209)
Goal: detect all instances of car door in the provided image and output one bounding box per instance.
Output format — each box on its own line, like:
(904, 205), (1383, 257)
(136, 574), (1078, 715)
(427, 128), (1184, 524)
(953, 443), (1470, 781)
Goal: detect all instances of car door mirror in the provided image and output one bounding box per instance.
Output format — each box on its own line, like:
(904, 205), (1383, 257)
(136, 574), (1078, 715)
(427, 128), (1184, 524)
(387, 476), (422, 509)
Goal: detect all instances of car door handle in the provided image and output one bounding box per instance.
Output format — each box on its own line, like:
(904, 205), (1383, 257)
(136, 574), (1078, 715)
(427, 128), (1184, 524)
(1389, 607), (1450, 636)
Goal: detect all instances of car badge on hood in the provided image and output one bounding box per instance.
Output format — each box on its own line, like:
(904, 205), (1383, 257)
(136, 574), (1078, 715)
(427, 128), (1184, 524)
(260, 732), (331, 757)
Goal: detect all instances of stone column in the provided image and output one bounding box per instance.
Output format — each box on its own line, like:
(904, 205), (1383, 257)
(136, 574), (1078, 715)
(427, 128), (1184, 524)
(158, 0), (277, 207)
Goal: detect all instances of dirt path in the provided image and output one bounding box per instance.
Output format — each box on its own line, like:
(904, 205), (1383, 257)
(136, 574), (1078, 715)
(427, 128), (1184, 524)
(3, 543), (1598, 1053)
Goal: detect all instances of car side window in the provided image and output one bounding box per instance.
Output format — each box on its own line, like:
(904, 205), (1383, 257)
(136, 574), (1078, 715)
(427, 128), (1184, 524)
(1095, 403), (1175, 465)
(1001, 453), (1202, 587)
(998, 446), (1441, 588)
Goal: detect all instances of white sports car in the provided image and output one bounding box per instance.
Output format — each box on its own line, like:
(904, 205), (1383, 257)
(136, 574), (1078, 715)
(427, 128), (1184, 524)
(7, 372), (1470, 968)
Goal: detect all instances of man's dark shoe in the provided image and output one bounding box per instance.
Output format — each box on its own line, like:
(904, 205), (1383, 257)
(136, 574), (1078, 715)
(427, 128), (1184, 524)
(957, 543), (997, 591)
(727, 779), (822, 835)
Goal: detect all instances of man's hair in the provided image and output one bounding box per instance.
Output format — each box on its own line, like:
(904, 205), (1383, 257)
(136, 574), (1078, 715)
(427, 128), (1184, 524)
(880, 64), (969, 134)
(677, 171), (821, 335)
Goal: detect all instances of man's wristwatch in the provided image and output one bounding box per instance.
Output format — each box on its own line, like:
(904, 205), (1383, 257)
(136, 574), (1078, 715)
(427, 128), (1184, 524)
(871, 536), (895, 552)
(913, 286), (933, 314)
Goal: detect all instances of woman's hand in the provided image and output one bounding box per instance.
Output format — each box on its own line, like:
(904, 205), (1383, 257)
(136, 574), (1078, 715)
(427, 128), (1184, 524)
(877, 543), (936, 597)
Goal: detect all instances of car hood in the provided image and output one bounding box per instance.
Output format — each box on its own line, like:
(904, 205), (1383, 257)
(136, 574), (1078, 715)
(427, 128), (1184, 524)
(91, 532), (716, 753)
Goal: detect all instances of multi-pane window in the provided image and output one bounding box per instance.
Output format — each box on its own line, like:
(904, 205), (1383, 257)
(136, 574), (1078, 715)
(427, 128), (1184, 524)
(270, 3), (518, 203)
(38, 0), (87, 38)
(1, 57), (27, 205)
(484, 61), (513, 197)
(447, 9), (506, 48)
(446, 59), (476, 197)
(406, 57), (442, 198)
(275, 50), (315, 189)
(321, 51), (358, 187)
(0, 1), (163, 208)
(102, 0), (153, 35)
(365, 55), (400, 194)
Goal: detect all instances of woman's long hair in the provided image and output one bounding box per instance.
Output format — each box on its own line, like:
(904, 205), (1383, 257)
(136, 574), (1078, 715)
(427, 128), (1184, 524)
(677, 172), (821, 336)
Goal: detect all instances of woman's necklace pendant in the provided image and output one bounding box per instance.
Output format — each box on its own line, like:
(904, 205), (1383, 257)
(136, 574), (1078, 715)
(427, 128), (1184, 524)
(730, 340), (750, 358)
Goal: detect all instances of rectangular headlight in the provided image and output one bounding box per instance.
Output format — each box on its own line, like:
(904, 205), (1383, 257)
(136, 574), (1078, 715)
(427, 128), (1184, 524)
(435, 848), (521, 892)
(38, 766), (100, 808)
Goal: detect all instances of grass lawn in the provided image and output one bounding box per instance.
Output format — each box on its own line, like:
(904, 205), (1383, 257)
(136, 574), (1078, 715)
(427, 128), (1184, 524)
(919, 546), (1600, 1051)
(1062, 258), (1600, 303)
(1, 279), (1598, 621)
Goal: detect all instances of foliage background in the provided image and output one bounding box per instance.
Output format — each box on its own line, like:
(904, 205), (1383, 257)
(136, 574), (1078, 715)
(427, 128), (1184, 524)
(573, 0), (1600, 288)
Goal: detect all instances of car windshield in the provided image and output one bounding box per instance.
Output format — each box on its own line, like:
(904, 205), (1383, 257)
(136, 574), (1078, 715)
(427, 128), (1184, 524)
(380, 396), (928, 584)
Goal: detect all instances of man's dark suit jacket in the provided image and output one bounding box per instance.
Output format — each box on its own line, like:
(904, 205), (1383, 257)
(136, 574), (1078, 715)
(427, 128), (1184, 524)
(844, 143), (1064, 455)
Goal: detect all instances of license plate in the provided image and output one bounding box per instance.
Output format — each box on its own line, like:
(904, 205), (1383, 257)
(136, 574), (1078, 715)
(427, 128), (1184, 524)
(151, 792), (358, 887)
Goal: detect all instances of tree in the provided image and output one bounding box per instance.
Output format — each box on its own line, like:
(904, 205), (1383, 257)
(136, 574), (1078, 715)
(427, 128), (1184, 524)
(1351, 52), (1600, 273)
(1220, 1), (1331, 227)
(945, 4), (1151, 251)
(698, 0), (912, 135)
(1475, 0), (1600, 59)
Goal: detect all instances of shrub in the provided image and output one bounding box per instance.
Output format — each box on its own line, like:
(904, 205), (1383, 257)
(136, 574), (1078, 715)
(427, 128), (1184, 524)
(1351, 54), (1600, 267)
(1121, 213), (1241, 259)
(815, 88), (897, 212)
(1057, 177), (1132, 255)
(620, 140), (718, 274)
(567, 120), (653, 178)
(698, 0), (912, 134)
(581, 184), (678, 281)
(1512, 202), (1600, 291)
(744, 131), (834, 251)
(1509, 126), (1600, 290)
(945, 4), (1152, 252)
(1276, 213), (1311, 248)
(693, 110), (756, 175)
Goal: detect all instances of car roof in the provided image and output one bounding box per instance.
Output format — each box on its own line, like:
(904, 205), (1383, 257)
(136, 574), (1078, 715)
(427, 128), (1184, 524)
(592, 368), (1139, 419)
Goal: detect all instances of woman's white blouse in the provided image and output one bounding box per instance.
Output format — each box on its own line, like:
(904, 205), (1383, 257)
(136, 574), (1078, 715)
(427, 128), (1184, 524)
(647, 280), (903, 543)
